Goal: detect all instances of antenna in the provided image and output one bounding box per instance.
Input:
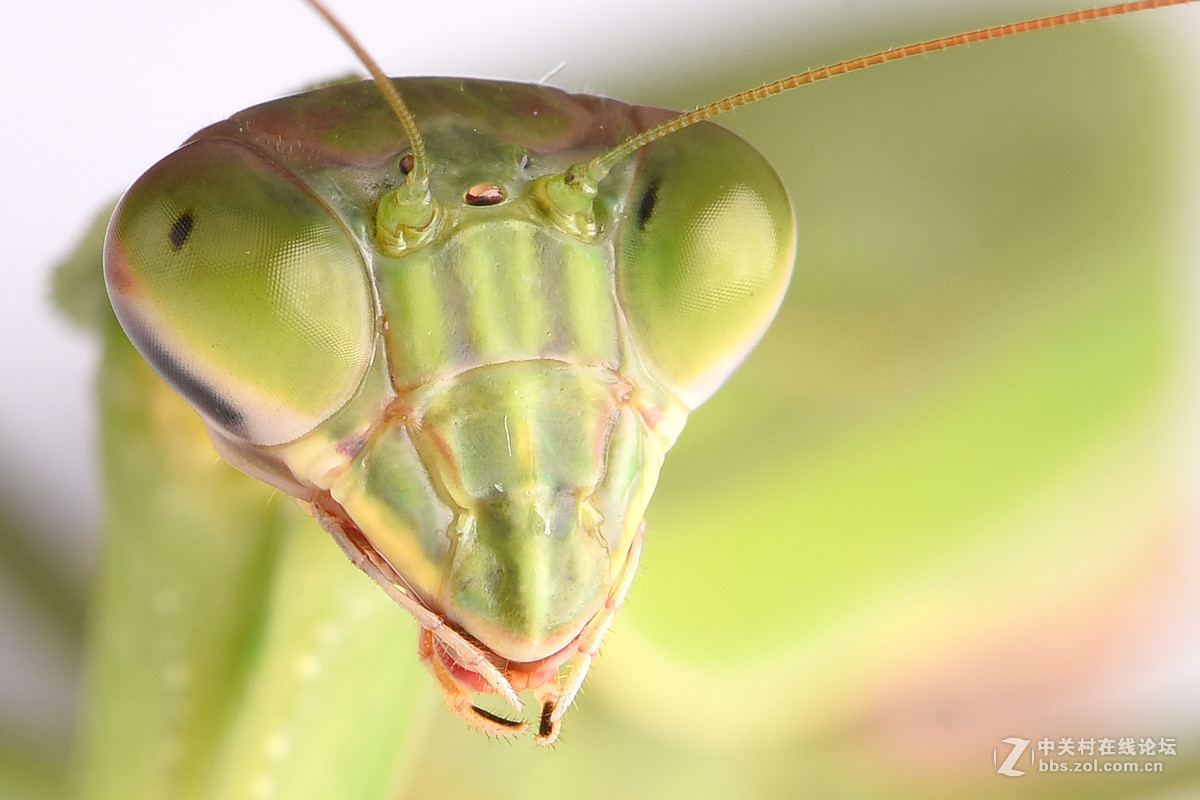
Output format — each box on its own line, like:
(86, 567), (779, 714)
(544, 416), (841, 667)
(304, 0), (441, 253)
(566, 0), (1198, 197)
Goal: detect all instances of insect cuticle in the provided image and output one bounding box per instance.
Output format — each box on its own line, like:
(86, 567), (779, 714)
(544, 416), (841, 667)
(537, 700), (555, 740)
(464, 182), (507, 206)
(470, 704), (525, 729)
(374, 172), (443, 255)
(97, 0), (1199, 750)
(612, 377), (635, 405)
(530, 170), (600, 239)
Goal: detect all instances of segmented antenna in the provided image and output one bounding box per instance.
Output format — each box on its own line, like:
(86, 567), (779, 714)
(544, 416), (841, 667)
(574, 0), (1197, 188)
(305, 0), (439, 252)
(304, 0), (428, 175)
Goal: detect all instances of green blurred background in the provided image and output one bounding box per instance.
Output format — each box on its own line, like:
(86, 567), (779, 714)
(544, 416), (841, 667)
(2, 1), (1198, 798)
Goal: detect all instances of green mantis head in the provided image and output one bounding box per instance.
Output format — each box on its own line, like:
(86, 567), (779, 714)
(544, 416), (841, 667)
(92, 0), (1196, 750)
(103, 63), (794, 737)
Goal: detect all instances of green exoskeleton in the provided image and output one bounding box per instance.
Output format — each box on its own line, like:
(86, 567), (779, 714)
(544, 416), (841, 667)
(102, 5), (793, 745)
(94, 0), (1198, 748)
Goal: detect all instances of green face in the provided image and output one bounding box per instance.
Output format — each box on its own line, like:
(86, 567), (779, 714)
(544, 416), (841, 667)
(104, 77), (794, 684)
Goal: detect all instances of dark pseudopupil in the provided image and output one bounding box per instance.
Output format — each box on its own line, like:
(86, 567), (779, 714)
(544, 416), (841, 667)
(635, 179), (660, 231)
(169, 211), (195, 251)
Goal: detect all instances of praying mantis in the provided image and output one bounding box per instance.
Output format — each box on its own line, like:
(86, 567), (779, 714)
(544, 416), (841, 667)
(31, 0), (1200, 797)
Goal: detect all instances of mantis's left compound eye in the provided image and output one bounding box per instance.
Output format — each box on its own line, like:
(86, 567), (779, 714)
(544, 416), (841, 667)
(615, 123), (796, 409)
(103, 138), (376, 446)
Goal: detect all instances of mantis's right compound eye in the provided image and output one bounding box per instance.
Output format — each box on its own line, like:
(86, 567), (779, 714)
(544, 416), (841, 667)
(103, 138), (376, 446)
(615, 123), (796, 410)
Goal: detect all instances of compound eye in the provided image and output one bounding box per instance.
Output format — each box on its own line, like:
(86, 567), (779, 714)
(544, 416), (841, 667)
(616, 123), (795, 409)
(104, 138), (375, 445)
